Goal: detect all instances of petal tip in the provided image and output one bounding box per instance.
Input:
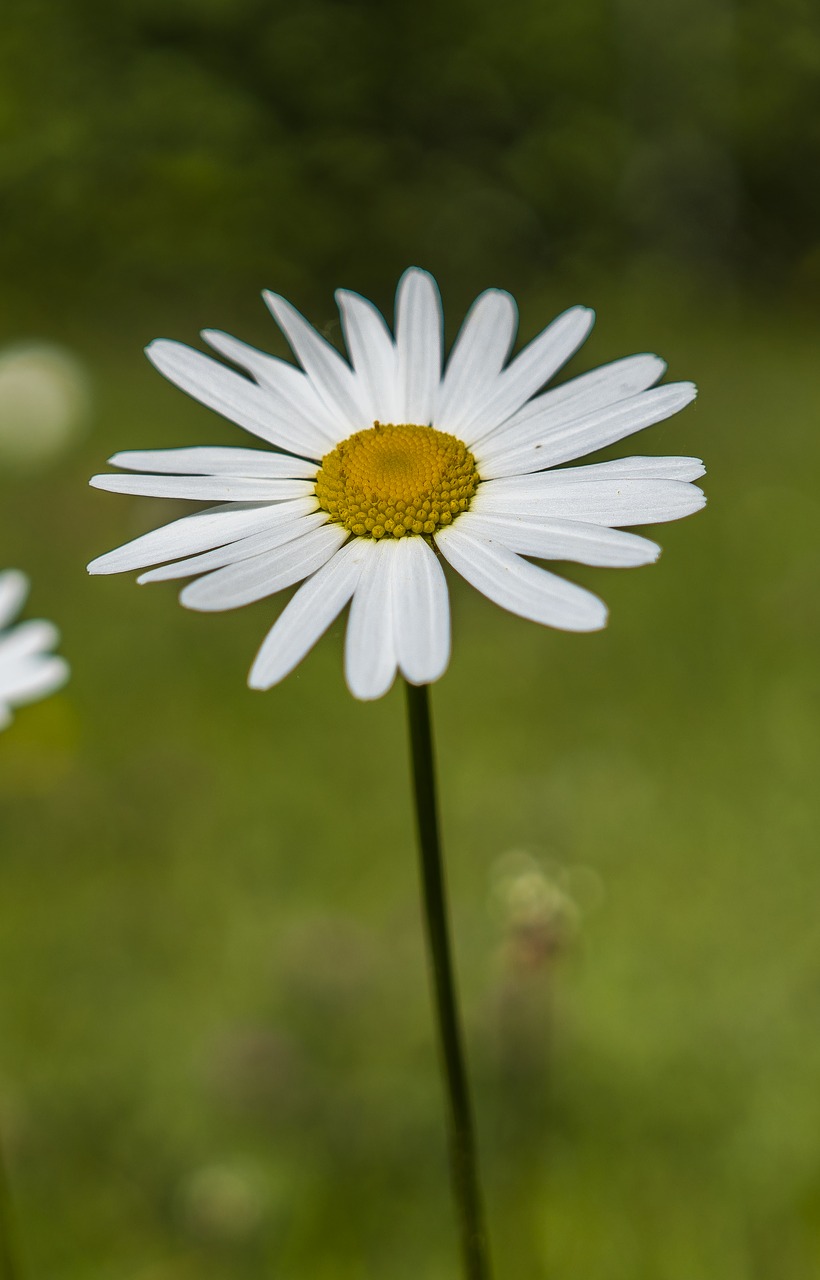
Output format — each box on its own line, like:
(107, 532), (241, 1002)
(178, 590), (209, 613)
(262, 288), (285, 316)
(565, 303), (596, 326)
(399, 265), (435, 285)
(396, 266), (442, 308)
(347, 680), (394, 703)
(144, 338), (167, 361)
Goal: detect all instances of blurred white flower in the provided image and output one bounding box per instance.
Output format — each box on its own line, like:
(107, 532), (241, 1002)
(0, 570), (69, 729)
(0, 342), (91, 469)
(89, 269), (704, 699)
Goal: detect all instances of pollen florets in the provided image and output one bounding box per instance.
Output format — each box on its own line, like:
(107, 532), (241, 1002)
(316, 421), (480, 539)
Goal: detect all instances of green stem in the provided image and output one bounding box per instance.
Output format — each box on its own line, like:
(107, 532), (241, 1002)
(404, 680), (492, 1280)
(0, 1134), (21, 1280)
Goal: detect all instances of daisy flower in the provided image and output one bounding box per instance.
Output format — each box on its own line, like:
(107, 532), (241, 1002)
(0, 569), (69, 729)
(88, 269), (704, 699)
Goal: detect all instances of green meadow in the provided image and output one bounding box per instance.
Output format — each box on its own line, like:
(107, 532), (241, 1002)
(2, 281), (819, 1278)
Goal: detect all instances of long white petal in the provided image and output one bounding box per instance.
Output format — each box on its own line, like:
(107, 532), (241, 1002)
(201, 329), (342, 445)
(146, 340), (329, 458)
(336, 289), (399, 424)
(395, 269), (442, 425)
(90, 473), (315, 501)
(0, 655), (69, 703)
(536, 455), (706, 483)
(87, 501), (317, 576)
(473, 476), (706, 526)
(180, 523), (348, 612)
(461, 306), (594, 441)
(108, 447), (317, 479)
(470, 353), (666, 452)
(455, 510), (660, 567)
(392, 536), (450, 685)
(475, 383), (697, 477)
(0, 570), (28, 629)
(436, 524), (607, 631)
(344, 539), (399, 700)
(263, 292), (369, 433)
(435, 289), (517, 435)
(138, 511), (329, 583)
(248, 539), (370, 689)
(0, 620), (61, 664)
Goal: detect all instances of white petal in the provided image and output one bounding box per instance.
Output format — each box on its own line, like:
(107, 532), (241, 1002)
(461, 306), (595, 442)
(336, 289), (400, 424)
(0, 655), (69, 704)
(344, 539), (399, 700)
(455, 510), (660, 567)
(436, 524), (607, 632)
(138, 511), (329, 583)
(392, 536), (450, 685)
(394, 268), (443, 425)
(201, 329), (341, 445)
(180, 523), (349, 613)
(539, 455), (706, 483)
(263, 291), (368, 433)
(90, 473), (315, 501)
(475, 383), (697, 478)
(473, 353), (666, 453)
(473, 475), (706, 526)
(108, 447), (317, 478)
(0, 570), (28, 629)
(146, 340), (329, 458)
(87, 500), (317, 575)
(435, 289), (518, 435)
(248, 539), (370, 689)
(0, 619), (61, 664)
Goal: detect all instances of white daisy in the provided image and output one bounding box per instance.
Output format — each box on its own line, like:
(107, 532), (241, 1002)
(0, 570), (69, 729)
(88, 269), (704, 700)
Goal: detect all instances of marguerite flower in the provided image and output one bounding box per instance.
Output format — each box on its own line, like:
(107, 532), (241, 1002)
(88, 269), (704, 700)
(0, 569), (69, 729)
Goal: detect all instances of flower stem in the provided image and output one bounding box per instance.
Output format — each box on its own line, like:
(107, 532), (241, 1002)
(404, 680), (492, 1280)
(0, 1136), (22, 1280)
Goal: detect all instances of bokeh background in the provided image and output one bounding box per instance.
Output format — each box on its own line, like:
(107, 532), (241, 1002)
(2, 0), (820, 1276)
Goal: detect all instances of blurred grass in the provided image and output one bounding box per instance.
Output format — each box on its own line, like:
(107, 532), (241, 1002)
(1, 277), (819, 1278)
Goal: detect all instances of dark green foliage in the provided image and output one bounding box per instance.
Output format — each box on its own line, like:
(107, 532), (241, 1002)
(2, 0), (818, 321)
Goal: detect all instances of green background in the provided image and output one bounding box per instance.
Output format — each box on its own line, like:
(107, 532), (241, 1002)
(1, 1), (819, 1276)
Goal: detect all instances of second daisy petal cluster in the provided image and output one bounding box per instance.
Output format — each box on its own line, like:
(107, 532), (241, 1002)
(0, 569), (69, 729)
(89, 269), (704, 699)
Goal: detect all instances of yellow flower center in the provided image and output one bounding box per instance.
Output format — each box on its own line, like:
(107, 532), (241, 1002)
(315, 422), (480, 539)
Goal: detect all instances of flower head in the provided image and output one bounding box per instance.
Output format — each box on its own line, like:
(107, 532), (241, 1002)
(0, 570), (69, 729)
(89, 269), (704, 700)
